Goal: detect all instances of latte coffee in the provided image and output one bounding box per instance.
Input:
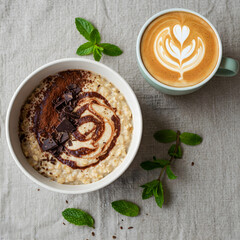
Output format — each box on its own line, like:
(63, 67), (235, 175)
(141, 11), (219, 87)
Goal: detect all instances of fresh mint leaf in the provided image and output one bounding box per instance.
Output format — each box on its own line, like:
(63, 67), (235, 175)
(154, 130), (177, 143)
(140, 179), (159, 188)
(76, 42), (94, 56)
(99, 43), (123, 56)
(141, 179), (160, 199)
(153, 182), (164, 208)
(90, 29), (101, 44)
(93, 47), (102, 61)
(75, 18), (95, 41)
(142, 187), (154, 199)
(154, 159), (170, 167)
(140, 161), (163, 170)
(111, 200), (140, 217)
(62, 208), (94, 228)
(168, 144), (182, 158)
(180, 132), (202, 146)
(140, 158), (170, 170)
(166, 165), (177, 179)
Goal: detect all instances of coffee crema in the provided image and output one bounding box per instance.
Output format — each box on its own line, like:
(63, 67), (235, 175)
(141, 11), (219, 87)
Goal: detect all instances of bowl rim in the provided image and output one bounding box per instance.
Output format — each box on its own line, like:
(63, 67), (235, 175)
(5, 58), (143, 194)
(136, 8), (223, 91)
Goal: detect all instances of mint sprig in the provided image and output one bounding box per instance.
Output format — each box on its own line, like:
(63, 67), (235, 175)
(62, 208), (95, 228)
(141, 130), (202, 208)
(75, 18), (123, 61)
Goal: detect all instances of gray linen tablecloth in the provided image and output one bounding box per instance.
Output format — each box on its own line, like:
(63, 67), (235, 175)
(1, 0), (240, 239)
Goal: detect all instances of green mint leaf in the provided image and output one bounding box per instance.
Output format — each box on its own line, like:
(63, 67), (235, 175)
(142, 187), (154, 199)
(154, 130), (177, 143)
(166, 165), (177, 179)
(76, 42), (94, 56)
(180, 132), (202, 146)
(168, 144), (182, 158)
(140, 161), (163, 170)
(153, 182), (164, 208)
(111, 200), (140, 217)
(93, 47), (102, 61)
(75, 18), (95, 41)
(62, 208), (94, 228)
(140, 179), (159, 188)
(99, 43), (123, 56)
(140, 158), (170, 170)
(154, 159), (170, 167)
(90, 29), (101, 44)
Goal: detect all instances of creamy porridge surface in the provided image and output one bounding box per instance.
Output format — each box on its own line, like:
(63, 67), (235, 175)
(19, 70), (133, 184)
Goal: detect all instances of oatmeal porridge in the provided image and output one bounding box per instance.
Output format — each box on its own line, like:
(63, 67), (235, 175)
(19, 70), (133, 184)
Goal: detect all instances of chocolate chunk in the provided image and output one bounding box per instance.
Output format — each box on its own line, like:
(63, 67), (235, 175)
(51, 149), (59, 157)
(42, 138), (58, 151)
(59, 132), (69, 144)
(64, 111), (79, 119)
(57, 145), (64, 152)
(67, 83), (77, 90)
(54, 98), (65, 111)
(63, 92), (73, 102)
(59, 111), (67, 119)
(64, 106), (73, 112)
(74, 87), (81, 94)
(56, 118), (76, 133)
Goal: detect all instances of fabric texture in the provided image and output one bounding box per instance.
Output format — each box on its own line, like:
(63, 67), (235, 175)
(1, 0), (240, 239)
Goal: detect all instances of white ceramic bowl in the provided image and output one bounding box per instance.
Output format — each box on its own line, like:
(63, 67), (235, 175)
(6, 58), (142, 194)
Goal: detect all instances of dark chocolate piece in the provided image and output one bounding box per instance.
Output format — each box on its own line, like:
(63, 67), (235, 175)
(64, 111), (79, 119)
(57, 145), (64, 152)
(59, 132), (69, 144)
(42, 138), (58, 151)
(64, 106), (73, 112)
(67, 83), (77, 90)
(74, 87), (81, 94)
(56, 118), (76, 132)
(54, 98), (65, 111)
(63, 92), (73, 102)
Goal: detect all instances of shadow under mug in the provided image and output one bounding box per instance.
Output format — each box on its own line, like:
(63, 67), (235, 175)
(136, 8), (239, 95)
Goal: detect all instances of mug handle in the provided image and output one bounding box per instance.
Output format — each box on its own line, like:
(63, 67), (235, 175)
(215, 57), (239, 77)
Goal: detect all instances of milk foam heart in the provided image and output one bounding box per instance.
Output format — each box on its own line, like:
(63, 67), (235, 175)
(140, 11), (219, 87)
(154, 24), (205, 80)
(173, 24), (189, 46)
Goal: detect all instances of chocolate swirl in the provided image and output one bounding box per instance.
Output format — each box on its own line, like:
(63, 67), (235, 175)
(32, 70), (121, 169)
(59, 92), (121, 169)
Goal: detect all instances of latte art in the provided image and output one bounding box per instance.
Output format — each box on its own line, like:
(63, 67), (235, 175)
(154, 24), (205, 80)
(141, 11), (219, 87)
